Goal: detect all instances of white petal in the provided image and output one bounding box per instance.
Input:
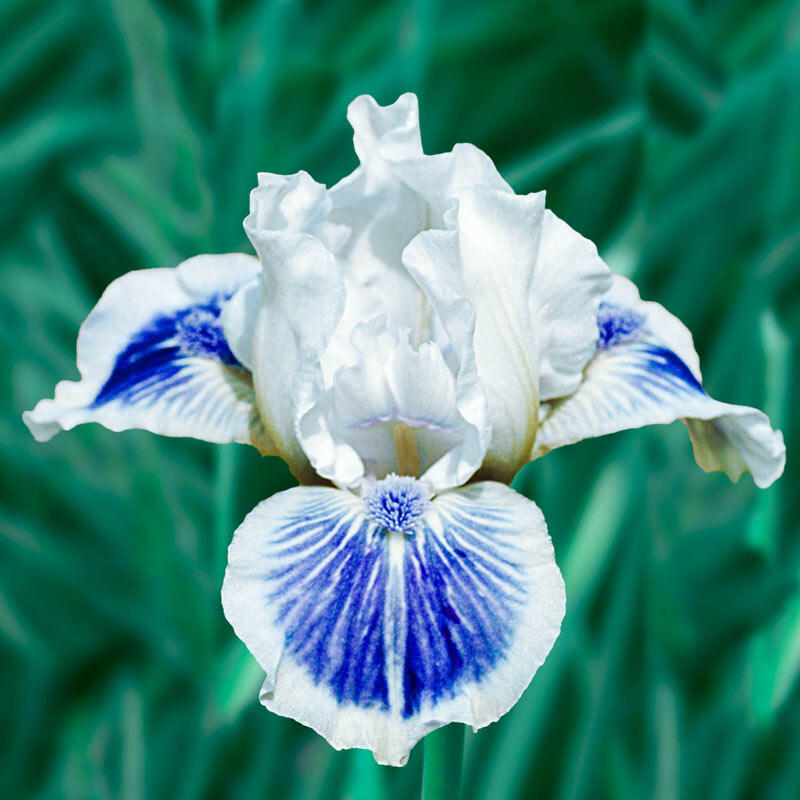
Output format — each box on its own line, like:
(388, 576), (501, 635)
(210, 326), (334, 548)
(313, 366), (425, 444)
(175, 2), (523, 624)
(347, 93), (424, 165)
(220, 276), (262, 371)
(534, 210), (612, 400)
(346, 93), (511, 214)
(249, 170), (349, 250)
(404, 187), (610, 481)
(222, 480), (564, 766)
(23, 254), (269, 450)
(298, 319), (487, 490)
(326, 96), (434, 375)
(323, 96), (514, 380)
(324, 170), (431, 378)
(449, 187), (545, 478)
(245, 172), (346, 482)
(534, 275), (785, 488)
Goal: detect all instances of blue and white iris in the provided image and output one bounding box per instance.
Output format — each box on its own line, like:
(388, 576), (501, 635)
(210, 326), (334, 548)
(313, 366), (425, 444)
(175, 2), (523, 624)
(24, 94), (785, 765)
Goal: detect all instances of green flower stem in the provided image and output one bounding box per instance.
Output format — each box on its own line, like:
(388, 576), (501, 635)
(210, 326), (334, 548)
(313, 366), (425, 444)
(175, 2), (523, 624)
(422, 724), (465, 800)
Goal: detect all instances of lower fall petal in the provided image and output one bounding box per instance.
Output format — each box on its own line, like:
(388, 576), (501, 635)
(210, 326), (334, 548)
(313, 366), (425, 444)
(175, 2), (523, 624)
(221, 480), (565, 766)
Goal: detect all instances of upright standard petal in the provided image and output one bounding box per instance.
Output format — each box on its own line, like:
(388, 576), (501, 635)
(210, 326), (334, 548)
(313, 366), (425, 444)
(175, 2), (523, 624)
(222, 479), (564, 766)
(325, 96), (434, 376)
(344, 93), (512, 218)
(244, 172), (346, 482)
(323, 94), (514, 378)
(347, 93), (424, 165)
(534, 275), (786, 488)
(23, 254), (270, 450)
(404, 187), (611, 482)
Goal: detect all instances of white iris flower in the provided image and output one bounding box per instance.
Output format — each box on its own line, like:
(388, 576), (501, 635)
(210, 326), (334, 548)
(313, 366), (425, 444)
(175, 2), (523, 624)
(24, 94), (785, 766)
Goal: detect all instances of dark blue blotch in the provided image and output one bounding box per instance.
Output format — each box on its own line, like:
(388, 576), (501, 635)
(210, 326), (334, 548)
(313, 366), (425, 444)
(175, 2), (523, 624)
(638, 345), (704, 394)
(91, 296), (241, 408)
(597, 302), (645, 349)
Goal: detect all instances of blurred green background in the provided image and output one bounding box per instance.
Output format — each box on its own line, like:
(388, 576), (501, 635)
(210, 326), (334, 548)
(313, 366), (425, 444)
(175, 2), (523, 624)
(2, 0), (799, 797)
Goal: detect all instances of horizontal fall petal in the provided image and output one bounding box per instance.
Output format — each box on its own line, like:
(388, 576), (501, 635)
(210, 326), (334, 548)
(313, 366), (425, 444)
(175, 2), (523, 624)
(23, 254), (269, 451)
(533, 275), (786, 488)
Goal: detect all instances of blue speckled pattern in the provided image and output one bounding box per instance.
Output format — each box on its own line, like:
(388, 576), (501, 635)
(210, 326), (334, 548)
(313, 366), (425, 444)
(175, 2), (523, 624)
(91, 296), (242, 408)
(596, 301), (645, 349)
(262, 487), (528, 719)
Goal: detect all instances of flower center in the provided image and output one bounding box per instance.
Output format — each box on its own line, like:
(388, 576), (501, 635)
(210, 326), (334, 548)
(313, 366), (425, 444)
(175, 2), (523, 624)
(365, 475), (428, 534)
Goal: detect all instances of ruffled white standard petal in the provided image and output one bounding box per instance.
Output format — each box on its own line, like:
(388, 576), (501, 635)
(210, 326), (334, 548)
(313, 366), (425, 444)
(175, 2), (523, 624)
(324, 96), (433, 377)
(403, 187), (611, 481)
(344, 93), (512, 218)
(297, 318), (488, 491)
(534, 275), (786, 488)
(323, 94), (515, 378)
(23, 254), (270, 450)
(244, 171), (347, 482)
(222, 479), (564, 766)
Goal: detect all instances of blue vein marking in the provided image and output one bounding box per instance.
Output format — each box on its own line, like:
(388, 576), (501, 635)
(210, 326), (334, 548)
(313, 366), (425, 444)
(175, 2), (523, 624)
(635, 344), (704, 394)
(401, 515), (521, 717)
(91, 296), (241, 408)
(268, 504), (390, 710)
(264, 493), (527, 718)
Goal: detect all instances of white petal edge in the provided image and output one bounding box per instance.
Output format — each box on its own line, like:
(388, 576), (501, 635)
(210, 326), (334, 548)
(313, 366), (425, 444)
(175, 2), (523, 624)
(534, 210), (613, 401)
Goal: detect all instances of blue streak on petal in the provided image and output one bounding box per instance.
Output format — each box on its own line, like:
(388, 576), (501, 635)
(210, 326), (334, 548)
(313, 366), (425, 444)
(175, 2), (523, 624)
(596, 304), (706, 401)
(262, 490), (529, 718)
(401, 508), (524, 717)
(267, 501), (391, 711)
(91, 296), (241, 408)
(637, 345), (704, 394)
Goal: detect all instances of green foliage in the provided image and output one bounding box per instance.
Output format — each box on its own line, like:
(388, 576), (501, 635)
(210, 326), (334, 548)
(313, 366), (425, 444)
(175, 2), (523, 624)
(2, 0), (798, 797)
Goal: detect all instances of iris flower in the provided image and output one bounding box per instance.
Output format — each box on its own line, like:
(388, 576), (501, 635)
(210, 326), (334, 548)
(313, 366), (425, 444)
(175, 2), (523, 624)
(25, 94), (785, 766)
